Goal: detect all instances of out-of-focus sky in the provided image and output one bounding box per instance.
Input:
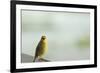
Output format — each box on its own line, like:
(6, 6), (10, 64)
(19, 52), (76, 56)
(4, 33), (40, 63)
(21, 10), (90, 62)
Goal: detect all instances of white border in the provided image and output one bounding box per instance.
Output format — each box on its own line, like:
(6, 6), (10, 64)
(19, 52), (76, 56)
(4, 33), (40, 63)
(16, 4), (94, 69)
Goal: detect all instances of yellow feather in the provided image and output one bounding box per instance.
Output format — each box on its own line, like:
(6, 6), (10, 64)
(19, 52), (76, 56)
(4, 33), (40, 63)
(39, 37), (48, 58)
(33, 35), (48, 62)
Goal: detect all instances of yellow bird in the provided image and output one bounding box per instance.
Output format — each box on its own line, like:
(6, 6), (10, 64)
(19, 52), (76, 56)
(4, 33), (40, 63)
(33, 35), (48, 62)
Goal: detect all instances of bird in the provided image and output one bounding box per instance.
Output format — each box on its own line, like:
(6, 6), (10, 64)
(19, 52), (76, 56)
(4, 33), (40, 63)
(33, 35), (48, 62)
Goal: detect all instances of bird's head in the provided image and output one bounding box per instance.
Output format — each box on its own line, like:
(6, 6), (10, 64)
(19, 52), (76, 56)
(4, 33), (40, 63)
(41, 35), (48, 45)
(41, 35), (46, 40)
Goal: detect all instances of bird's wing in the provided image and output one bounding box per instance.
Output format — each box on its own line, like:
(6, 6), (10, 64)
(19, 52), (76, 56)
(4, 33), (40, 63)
(35, 41), (41, 57)
(33, 41), (41, 62)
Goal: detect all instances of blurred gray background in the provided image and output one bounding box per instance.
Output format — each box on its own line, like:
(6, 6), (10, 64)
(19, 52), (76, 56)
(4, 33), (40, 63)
(21, 10), (90, 63)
